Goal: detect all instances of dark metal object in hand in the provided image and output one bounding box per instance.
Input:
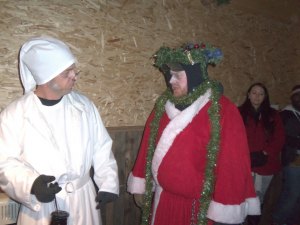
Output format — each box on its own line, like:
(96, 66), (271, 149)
(50, 193), (69, 225)
(50, 210), (69, 225)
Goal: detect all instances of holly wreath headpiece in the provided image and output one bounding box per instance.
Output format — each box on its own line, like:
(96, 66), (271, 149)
(153, 42), (223, 79)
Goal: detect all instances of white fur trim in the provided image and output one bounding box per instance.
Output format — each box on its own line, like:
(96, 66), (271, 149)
(246, 197), (261, 215)
(207, 197), (261, 223)
(152, 89), (211, 184)
(127, 172), (146, 194)
(165, 101), (181, 119)
(151, 185), (163, 225)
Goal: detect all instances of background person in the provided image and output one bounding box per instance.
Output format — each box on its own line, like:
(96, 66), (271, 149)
(238, 82), (285, 225)
(0, 36), (119, 225)
(272, 85), (300, 225)
(127, 42), (260, 225)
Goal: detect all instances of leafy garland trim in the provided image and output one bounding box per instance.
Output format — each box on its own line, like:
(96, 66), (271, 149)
(154, 45), (223, 70)
(141, 79), (221, 225)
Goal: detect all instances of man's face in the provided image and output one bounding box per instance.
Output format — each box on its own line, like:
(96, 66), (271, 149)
(291, 92), (300, 112)
(169, 70), (188, 97)
(47, 64), (79, 97)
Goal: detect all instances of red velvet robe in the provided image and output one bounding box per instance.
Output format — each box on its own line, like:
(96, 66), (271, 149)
(127, 91), (260, 225)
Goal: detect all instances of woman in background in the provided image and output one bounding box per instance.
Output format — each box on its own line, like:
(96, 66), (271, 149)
(239, 83), (285, 225)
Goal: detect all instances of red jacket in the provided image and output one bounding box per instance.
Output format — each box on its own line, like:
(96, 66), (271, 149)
(244, 110), (285, 175)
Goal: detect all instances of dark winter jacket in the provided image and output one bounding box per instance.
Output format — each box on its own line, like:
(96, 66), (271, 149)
(280, 105), (300, 166)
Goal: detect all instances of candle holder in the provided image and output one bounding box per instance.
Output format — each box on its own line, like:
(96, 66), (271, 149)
(50, 210), (69, 225)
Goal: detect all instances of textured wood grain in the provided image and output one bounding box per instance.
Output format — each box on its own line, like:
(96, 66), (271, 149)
(103, 126), (143, 225)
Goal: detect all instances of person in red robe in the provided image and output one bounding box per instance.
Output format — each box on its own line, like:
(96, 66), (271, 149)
(127, 42), (260, 225)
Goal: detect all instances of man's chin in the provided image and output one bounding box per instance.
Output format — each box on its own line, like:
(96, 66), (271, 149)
(173, 92), (186, 98)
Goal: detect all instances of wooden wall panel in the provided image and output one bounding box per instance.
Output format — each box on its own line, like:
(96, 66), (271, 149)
(101, 126), (143, 225)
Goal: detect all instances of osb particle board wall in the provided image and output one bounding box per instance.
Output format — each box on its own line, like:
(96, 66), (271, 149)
(0, 0), (299, 127)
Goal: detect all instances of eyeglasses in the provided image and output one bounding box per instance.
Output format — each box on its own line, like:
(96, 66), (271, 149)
(60, 68), (81, 79)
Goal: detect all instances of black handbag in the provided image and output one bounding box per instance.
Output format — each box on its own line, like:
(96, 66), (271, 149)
(250, 151), (268, 168)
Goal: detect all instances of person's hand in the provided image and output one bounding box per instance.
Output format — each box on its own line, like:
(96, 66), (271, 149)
(95, 191), (118, 209)
(250, 150), (268, 168)
(133, 194), (144, 208)
(31, 175), (61, 203)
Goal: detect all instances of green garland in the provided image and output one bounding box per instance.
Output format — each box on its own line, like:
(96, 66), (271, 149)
(154, 44), (223, 69)
(141, 79), (222, 225)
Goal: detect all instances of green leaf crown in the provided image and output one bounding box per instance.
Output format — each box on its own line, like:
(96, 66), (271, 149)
(153, 42), (223, 69)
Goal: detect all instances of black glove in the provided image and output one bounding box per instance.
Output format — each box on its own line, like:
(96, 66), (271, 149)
(95, 191), (118, 209)
(31, 175), (62, 203)
(250, 151), (268, 168)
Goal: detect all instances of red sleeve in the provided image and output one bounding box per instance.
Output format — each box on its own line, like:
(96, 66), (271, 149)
(207, 97), (260, 223)
(131, 109), (155, 178)
(213, 97), (257, 204)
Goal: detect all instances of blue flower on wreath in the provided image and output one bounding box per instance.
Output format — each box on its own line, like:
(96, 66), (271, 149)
(204, 48), (223, 63)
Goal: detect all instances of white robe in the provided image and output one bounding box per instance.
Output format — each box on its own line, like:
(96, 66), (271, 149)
(0, 91), (119, 225)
